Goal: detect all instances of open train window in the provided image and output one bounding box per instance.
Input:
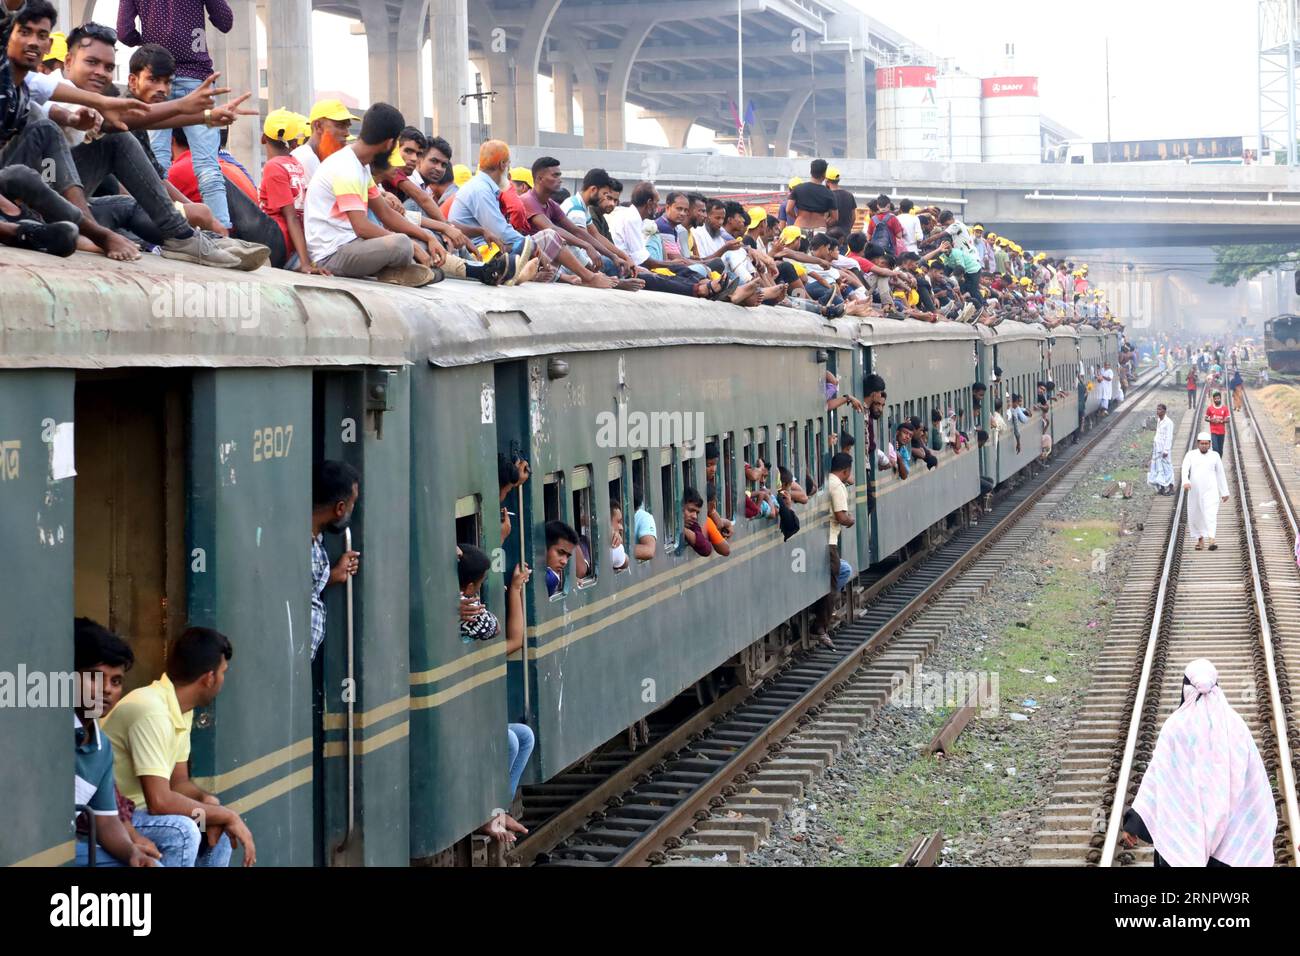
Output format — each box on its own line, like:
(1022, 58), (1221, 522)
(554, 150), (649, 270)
(814, 418), (824, 486)
(682, 441), (697, 492)
(789, 422), (800, 485)
(756, 426), (769, 479)
(608, 457), (627, 573)
(775, 423), (786, 473)
(804, 419), (815, 491)
(455, 495), (482, 550)
(631, 451), (650, 519)
(571, 465), (596, 588)
(742, 428), (755, 491)
(660, 447), (677, 547)
(721, 432), (735, 520)
(543, 472), (568, 597)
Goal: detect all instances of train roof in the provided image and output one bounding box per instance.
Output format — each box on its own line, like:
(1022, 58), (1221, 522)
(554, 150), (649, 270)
(1049, 324), (1080, 340)
(975, 321), (1048, 344)
(0, 250), (412, 370)
(0, 250), (853, 370)
(853, 317), (979, 345)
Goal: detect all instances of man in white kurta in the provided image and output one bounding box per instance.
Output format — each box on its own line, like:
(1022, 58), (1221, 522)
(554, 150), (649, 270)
(1099, 363), (1114, 412)
(1182, 432), (1229, 550)
(1148, 404), (1175, 494)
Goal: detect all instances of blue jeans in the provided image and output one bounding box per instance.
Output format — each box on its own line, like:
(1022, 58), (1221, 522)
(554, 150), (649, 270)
(76, 837), (127, 867)
(507, 723), (535, 796)
(149, 76), (231, 228)
(835, 559), (852, 592)
(130, 808), (232, 868)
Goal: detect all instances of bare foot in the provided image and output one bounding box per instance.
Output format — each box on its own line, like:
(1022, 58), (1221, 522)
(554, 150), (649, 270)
(759, 283), (788, 303)
(615, 277), (645, 291)
(514, 256), (541, 284)
(728, 279), (761, 304)
(477, 812), (529, 845)
(583, 272), (618, 289)
(102, 232), (141, 262)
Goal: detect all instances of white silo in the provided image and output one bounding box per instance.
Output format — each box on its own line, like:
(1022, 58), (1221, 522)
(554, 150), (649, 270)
(875, 65), (939, 161)
(981, 75), (1040, 163)
(937, 70), (982, 163)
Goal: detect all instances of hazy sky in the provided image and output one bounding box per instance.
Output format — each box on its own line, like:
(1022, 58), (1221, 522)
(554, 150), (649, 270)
(859, 0), (1260, 143)
(89, 0), (1261, 148)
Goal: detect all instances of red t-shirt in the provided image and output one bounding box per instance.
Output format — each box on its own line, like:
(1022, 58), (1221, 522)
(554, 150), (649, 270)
(499, 186), (531, 235)
(258, 155), (308, 255)
(168, 150), (258, 205)
(1206, 403), (1230, 436)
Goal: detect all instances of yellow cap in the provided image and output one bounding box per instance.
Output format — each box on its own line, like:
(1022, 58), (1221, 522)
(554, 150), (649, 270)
(1034, 252), (1046, 261)
(453, 164), (472, 187)
(747, 206), (767, 230)
(264, 108), (309, 144)
(46, 31), (67, 63)
(509, 166), (533, 188)
(788, 176), (803, 189)
(780, 225), (802, 245)
(973, 223), (985, 232)
(825, 166), (841, 182)
(389, 145), (406, 168)
(308, 99), (361, 124)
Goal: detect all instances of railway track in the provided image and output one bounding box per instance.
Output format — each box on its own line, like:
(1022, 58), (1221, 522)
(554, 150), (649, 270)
(510, 371), (1165, 867)
(1030, 386), (1300, 866)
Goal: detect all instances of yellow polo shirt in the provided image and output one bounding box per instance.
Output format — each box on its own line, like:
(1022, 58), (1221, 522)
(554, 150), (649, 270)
(102, 674), (193, 806)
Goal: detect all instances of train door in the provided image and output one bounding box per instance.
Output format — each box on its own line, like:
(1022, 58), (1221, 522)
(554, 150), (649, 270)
(495, 360), (534, 736)
(74, 372), (189, 688)
(312, 367), (410, 867)
(0, 369), (76, 866)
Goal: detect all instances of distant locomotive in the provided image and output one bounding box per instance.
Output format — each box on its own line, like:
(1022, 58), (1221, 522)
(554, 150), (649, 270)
(1264, 314), (1300, 374)
(0, 249), (1119, 867)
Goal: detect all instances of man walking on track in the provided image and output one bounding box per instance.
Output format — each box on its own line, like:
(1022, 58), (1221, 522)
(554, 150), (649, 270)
(1182, 431), (1229, 551)
(1204, 389), (1230, 457)
(1185, 366), (1197, 408)
(1147, 403), (1175, 495)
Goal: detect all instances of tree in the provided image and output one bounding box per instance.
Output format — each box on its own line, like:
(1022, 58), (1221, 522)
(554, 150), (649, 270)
(1209, 243), (1300, 286)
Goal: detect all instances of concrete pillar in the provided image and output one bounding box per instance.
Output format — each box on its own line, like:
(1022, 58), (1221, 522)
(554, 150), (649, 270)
(656, 115), (694, 149)
(394, 0), (427, 125)
(601, 19), (656, 151)
(844, 49), (869, 159)
(557, 36), (603, 148)
(512, 0), (563, 147)
(429, 0), (470, 163)
(552, 64), (573, 135)
(360, 2), (398, 108)
(750, 122), (769, 157)
(208, 0), (261, 180)
(266, 0), (314, 115)
(776, 87), (813, 158)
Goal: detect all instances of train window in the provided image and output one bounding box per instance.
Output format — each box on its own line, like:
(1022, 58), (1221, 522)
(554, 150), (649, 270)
(544, 471), (566, 598)
(742, 429), (755, 490)
(682, 444), (697, 493)
(660, 447), (678, 546)
(803, 420), (815, 490)
(814, 418), (824, 486)
(608, 457), (627, 574)
(775, 424), (786, 472)
(631, 451), (650, 521)
(455, 494), (482, 549)
(571, 465), (596, 588)
(722, 432), (736, 520)
(789, 421), (799, 482)
(543, 472), (564, 524)
(756, 427), (769, 478)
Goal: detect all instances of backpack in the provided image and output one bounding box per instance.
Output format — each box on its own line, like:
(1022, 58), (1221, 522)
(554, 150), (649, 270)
(866, 213), (898, 258)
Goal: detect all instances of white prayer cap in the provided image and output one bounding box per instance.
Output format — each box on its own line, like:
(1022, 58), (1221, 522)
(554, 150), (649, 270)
(1197, 431), (1211, 442)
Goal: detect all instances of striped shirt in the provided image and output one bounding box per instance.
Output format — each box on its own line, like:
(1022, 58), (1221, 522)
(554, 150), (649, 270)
(311, 534), (329, 660)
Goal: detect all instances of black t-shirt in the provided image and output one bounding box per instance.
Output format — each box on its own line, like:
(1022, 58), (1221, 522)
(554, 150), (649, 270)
(832, 188), (857, 230)
(0, 53), (32, 149)
(790, 181), (835, 215)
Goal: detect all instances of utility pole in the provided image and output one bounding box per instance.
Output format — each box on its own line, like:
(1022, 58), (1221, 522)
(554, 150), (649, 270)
(1105, 37), (1112, 164)
(460, 74), (497, 141)
(737, 0), (745, 152)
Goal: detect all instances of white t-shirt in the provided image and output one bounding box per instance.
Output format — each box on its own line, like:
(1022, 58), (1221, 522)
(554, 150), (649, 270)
(944, 220), (974, 251)
(608, 205), (649, 266)
(562, 194), (590, 230)
(827, 472), (850, 545)
(291, 142), (322, 182)
(896, 213), (923, 253)
(691, 224), (727, 259)
(304, 147), (380, 264)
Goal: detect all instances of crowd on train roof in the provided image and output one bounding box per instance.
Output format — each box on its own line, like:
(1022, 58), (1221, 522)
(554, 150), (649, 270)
(0, 0), (1123, 330)
(6, 0), (1144, 867)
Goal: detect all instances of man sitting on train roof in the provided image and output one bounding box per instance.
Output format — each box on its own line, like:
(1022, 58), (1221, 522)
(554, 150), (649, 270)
(0, 2), (170, 261)
(102, 625), (256, 867)
(54, 24), (265, 269)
